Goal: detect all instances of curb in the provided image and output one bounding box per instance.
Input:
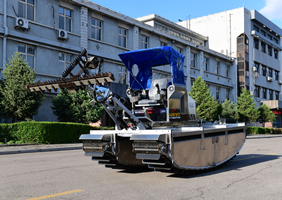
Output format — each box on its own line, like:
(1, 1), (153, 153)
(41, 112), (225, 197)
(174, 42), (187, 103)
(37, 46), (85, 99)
(0, 146), (82, 155)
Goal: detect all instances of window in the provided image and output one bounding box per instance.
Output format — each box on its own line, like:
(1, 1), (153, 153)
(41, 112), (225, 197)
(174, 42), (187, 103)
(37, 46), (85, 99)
(275, 70), (279, 81)
(204, 57), (209, 71)
(118, 27), (127, 48)
(226, 66), (229, 77)
(254, 86), (260, 97)
(262, 88), (267, 99)
(253, 25), (260, 32)
(274, 49), (278, 59)
(245, 62), (249, 76)
(226, 88), (230, 100)
(269, 89), (273, 100)
(141, 35), (149, 49)
(91, 18), (102, 40)
(274, 38), (279, 44)
(261, 30), (266, 36)
(160, 41), (167, 46)
(262, 66), (267, 76)
(177, 47), (183, 54)
(59, 7), (72, 32)
(254, 38), (259, 49)
(275, 91), (279, 100)
(191, 53), (196, 68)
(261, 42), (266, 53)
(191, 78), (195, 87)
(18, 0), (35, 21)
(216, 61), (220, 74)
(18, 44), (35, 69)
(118, 66), (127, 84)
(269, 68), (273, 77)
(254, 62), (260, 74)
(59, 52), (72, 70)
(155, 24), (168, 32)
(216, 86), (220, 100)
(268, 46), (272, 56)
(267, 34), (272, 41)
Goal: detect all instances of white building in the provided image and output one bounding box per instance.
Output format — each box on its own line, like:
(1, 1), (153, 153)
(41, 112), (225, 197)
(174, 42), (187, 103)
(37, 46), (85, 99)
(1, 0), (236, 123)
(178, 7), (282, 127)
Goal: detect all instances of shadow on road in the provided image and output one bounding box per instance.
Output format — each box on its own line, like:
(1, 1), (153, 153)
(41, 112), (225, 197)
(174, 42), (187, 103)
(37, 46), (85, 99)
(168, 153), (281, 178)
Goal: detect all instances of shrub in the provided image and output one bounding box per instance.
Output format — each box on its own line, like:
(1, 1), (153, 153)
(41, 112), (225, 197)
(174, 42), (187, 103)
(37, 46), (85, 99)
(246, 126), (282, 135)
(0, 122), (114, 144)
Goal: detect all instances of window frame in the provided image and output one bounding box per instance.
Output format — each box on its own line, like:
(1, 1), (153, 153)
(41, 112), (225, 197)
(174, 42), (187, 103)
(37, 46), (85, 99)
(226, 88), (230, 100)
(269, 68), (273, 77)
(216, 61), (220, 75)
(262, 66), (267, 76)
(275, 91), (279, 100)
(254, 38), (259, 49)
(275, 70), (279, 81)
(254, 86), (260, 98)
(18, 43), (35, 69)
(59, 6), (72, 32)
(140, 35), (149, 49)
(268, 46), (272, 56)
(118, 27), (127, 48)
(118, 65), (127, 84)
(91, 18), (102, 41)
(204, 57), (209, 71)
(261, 42), (266, 53)
(18, 0), (35, 21)
(262, 88), (267, 99)
(59, 52), (72, 71)
(191, 53), (197, 68)
(216, 86), (220, 100)
(269, 89), (273, 100)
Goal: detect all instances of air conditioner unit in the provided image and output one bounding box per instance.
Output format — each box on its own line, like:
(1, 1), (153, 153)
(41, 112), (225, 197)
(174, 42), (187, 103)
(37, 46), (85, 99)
(15, 18), (29, 29)
(254, 72), (259, 78)
(279, 80), (282, 85)
(57, 29), (68, 40)
(267, 76), (273, 82)
(252, 66), (257, 72)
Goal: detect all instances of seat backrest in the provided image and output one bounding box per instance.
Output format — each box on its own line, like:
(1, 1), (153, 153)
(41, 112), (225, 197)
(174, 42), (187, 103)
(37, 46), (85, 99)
(148, 79), (170, 100)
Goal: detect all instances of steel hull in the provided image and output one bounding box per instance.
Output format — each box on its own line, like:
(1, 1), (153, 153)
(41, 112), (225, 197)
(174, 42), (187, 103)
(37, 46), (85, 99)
(79, 123), (246, 171)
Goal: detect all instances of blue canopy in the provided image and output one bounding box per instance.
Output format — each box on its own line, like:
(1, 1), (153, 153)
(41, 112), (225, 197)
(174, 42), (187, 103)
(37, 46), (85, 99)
(118, 46), (185, 90)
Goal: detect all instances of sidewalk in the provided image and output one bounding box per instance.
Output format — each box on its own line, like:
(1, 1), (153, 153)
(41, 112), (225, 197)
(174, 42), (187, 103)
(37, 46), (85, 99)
(0, 143), (82, 155)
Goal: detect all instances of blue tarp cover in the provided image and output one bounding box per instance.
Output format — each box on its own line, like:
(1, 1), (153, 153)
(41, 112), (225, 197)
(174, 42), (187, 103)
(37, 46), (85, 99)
(118, 46), (185, 90)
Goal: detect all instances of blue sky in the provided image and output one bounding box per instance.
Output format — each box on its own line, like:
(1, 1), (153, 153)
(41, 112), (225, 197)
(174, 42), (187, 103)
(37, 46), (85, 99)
(89, 0), (282, 28)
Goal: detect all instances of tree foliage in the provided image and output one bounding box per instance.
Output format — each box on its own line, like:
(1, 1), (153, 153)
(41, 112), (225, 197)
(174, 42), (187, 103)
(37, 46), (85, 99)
(189, 76), (218, 121)
(0, 51), (45, 122)
(221, 99), (239, 122)
(259, 104), (276, 124)
(237, 88), (259, 123)
(51, 89), (104, 123)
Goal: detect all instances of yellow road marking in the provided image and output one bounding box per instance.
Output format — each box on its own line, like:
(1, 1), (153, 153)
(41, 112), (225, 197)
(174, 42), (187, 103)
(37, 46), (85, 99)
(26, 189), (83, 200)
(234, 153), (277, 162)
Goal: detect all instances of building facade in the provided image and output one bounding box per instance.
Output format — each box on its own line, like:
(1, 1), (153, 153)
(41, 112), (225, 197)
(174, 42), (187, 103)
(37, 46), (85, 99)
(0, 0), (236, 122)
(178, 7), (282, 127)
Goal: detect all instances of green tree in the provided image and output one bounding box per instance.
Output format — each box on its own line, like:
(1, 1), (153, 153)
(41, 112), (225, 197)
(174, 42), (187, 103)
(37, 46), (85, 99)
(237, 88), (259, 123)
(221, 99), (239, 122)
(0, 51), (45, 122)
(51, 89), (104, 123)
(259, 104), (276, 126)
(189, 76), (218, 121)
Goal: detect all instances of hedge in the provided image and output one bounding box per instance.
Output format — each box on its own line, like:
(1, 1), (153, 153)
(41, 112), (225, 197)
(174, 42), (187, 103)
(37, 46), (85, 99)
(246, 126), (282, 135)
(0, 122), (114, 144)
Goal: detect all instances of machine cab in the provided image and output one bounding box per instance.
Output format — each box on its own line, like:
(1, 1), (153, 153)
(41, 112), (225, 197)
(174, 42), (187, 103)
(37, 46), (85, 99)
(119, 46), (196, 128)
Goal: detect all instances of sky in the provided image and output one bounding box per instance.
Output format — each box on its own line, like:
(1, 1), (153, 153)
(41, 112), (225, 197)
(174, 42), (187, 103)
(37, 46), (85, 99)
(88, 0), (282, 28)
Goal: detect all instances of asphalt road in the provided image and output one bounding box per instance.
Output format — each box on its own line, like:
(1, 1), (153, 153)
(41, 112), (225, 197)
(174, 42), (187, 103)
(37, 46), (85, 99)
(1, 135), (282, 200)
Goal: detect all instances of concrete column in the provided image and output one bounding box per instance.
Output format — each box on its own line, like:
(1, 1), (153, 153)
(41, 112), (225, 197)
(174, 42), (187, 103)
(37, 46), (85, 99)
(199, 51), (204, 78)
(80, 6), (88, 49)
(186, 46), (191, 91)
(133, 26), (139, 50)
